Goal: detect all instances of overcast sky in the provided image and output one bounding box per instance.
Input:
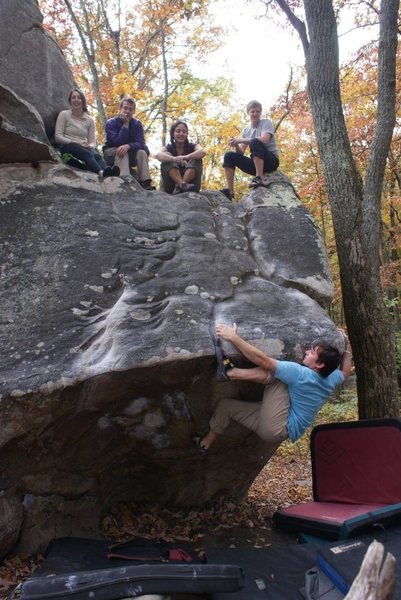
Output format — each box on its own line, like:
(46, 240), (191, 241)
(194, 1), (376, 113)
(193, 0), (302, 110)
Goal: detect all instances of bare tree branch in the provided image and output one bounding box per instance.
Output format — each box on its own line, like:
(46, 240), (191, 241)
(273, 0), (309, 54)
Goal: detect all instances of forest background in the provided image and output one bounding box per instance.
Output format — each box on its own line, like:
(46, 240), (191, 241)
(39, 0), (400, 372)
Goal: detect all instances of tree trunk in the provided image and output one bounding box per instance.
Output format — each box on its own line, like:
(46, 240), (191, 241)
(275, 0), (399, 417)
(100, 0), (122, 72)
(63, 0), (107, 127)
(160, 24), (169, 146)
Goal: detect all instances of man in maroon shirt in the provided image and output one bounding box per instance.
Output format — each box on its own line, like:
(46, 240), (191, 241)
(104, 97), (155, 190)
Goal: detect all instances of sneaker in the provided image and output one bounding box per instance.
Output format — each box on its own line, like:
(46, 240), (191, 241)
(220, 188), (233, 201)
(193, 436), (208, 458)
(139, 179), (156, 191)
(101, 166), (113, 179)
(249, 175), (263, 189)
(111, 165), (120, 177)
(214, 337), (234, 382)
(179, 182), (196, 192)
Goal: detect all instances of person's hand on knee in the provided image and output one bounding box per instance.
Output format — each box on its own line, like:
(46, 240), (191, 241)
(116, 144), (129, 157)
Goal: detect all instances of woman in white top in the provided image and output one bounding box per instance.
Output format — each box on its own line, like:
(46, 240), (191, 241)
(55, 89), (119, 178)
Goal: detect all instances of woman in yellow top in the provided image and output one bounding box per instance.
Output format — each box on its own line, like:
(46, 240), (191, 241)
(155, 121), (205, 194)
(55, 89), (119, 179)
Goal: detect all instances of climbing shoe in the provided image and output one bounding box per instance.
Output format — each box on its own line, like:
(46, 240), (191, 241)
(214, 337), (234, 382)
(193, 436), (208, 458)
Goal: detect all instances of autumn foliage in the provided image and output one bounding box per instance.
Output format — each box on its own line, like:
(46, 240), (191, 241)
(39, 0), (400, 325)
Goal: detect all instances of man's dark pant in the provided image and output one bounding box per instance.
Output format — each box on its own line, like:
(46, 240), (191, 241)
(223, 138), (279, 175)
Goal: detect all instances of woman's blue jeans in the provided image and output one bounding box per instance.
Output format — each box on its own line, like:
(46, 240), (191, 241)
(60, 143), (106, 174)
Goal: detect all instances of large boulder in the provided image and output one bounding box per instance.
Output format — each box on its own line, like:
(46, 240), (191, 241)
(0, 84), (58, 164)
(0, 0), (75, 139)
(0, 166), (341, 556)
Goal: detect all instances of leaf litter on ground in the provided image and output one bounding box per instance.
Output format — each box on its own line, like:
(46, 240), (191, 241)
(0, 395), (357, 598)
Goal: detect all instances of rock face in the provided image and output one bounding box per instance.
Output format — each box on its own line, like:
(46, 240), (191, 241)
(0, 85), (58, 164)
(0, 165), (342, 557)
(0, 0), (75, 139)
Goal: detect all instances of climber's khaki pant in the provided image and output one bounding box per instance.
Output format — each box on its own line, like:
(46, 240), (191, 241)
(209, 379), (289, 444)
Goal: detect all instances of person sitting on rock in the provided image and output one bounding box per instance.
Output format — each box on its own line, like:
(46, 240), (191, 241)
(155, 121), (206, 194)
(55, 89), (117, 179)
(104, 96), (155, 190)
(194, 323), (351, 455)
(220, 100), (279, 201)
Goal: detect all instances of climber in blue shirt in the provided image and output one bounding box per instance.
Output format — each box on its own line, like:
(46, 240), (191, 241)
(194, 323), (352, 455)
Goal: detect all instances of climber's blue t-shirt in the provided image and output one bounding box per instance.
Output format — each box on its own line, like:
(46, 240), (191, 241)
(275, 361), (344, 442)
